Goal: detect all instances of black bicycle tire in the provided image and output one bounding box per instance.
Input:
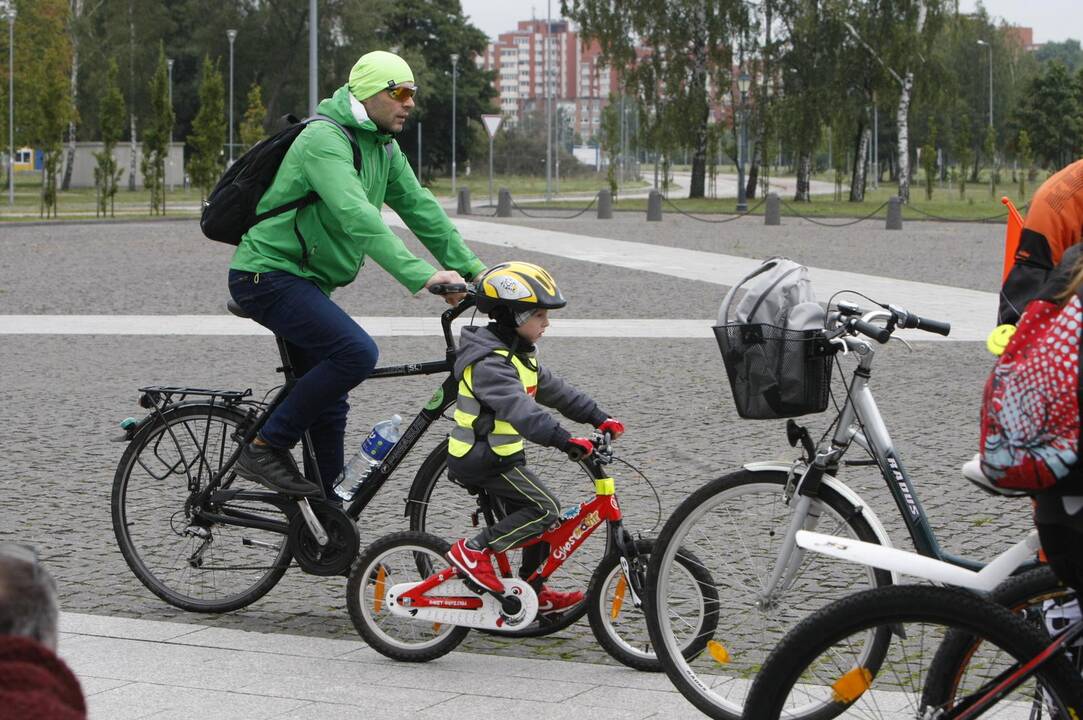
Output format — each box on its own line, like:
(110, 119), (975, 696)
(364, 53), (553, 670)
(406, 439), (604, 638)
(923, 565), (1075, 709)
(587, 538), (720, 672)
(111, 402), (291, 612)
(644, 468), (893, 720)
(345, 530), (471, 662)
(742, 584), (1083, 720)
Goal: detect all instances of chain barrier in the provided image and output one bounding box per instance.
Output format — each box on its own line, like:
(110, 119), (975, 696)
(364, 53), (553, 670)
(660, 196), (766, 223)
(469, 205), (500, 217)
(904, 202), (1029, 224)
(779, 199), (890, 227)
(510, 192), (600, 219)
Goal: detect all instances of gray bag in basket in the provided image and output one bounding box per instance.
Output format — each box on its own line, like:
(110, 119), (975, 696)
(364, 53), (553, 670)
(715, 258), (831, 418)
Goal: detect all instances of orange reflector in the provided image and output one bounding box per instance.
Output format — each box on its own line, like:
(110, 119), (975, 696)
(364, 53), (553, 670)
(831, 667), (872, 704)
(373, 565), (386, 613)
(610, 577), (627, 620)
(707, 640), (729, 664)
(433, 623), (442, 632)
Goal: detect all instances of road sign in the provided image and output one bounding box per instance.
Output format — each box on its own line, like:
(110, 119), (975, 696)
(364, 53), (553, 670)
(482, 114), (503, 139)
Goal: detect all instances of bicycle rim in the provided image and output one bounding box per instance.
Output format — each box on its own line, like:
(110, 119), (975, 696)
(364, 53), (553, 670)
(648, 470), (890, 720)
(408, 440), (609, 637)
(346, 532), (469, 660)
(744, 585), (1083, 720)
(111, 404), (291, 612)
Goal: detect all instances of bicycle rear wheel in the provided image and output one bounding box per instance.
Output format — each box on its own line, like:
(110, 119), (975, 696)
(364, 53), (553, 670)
(742, 584), (1083, 720)
(406, 439), (607, 637)
(111, 403), (291, 612)
(645, 468), (892, 720)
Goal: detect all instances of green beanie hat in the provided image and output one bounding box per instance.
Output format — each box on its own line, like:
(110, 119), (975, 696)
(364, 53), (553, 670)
(348, 51), (415, 101)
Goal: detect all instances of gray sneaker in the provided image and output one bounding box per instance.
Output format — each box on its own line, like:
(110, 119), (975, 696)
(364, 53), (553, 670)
(234, 443), (321, 496)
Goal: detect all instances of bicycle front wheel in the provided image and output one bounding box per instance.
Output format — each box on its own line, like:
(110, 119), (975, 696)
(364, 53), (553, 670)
(406, 439), (607, 638)
(111, 403), (291, 612)
(924, 566), (1079, 711)
(645, 468), (892, 720)
(742, 584), (1083, 720)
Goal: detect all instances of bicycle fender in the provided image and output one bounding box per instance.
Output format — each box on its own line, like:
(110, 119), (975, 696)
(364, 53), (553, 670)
(741, 460), (899, 585)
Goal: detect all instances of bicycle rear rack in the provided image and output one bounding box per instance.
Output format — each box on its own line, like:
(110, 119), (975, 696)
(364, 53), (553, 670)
(138, 385), (252, 410)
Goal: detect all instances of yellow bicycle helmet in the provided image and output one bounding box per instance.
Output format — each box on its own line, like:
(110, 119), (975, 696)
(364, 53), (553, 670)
(474, 261), (566, 325)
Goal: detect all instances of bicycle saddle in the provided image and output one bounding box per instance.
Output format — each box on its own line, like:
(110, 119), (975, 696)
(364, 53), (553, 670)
(962, 453), (1028, 498)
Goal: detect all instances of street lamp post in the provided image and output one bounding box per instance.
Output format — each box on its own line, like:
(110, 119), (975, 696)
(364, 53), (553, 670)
(227, 29), (238, 165)
(736, 72), (750, 212)
(167, 57), (174, 191)
(976, 39), (993, 129)
(450, 53), (458, 197)
(7, 5), (15, 207)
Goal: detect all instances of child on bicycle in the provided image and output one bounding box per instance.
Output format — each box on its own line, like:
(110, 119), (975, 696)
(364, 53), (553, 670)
(445, 262), (624, 613)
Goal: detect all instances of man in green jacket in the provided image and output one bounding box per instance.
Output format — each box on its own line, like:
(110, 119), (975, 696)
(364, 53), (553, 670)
(229, 50), (485, 497)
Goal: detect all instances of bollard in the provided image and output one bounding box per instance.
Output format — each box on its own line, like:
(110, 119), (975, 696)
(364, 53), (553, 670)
(886, 196), (903, 230)
(497, 188), (512, 217)
(647, 190), (663, 221)
(597, 189), (613, 219)
(457, 188), (471, 216)
(765, 193), (781, 226)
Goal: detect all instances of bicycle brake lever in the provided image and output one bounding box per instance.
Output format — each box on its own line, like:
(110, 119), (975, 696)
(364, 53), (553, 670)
(889, 335), (914, 352)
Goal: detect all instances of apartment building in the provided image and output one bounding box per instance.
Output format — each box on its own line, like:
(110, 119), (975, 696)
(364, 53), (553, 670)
(478, 19), (621, 141)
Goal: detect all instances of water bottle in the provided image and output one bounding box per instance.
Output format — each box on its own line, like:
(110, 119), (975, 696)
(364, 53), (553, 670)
(333, 414), (403, 502)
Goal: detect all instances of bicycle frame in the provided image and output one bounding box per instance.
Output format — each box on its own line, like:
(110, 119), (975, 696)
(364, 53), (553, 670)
(759, 332), (987, 601)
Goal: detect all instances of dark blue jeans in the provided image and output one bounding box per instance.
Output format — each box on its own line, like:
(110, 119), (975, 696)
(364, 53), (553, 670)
(228, 269), (379, 492)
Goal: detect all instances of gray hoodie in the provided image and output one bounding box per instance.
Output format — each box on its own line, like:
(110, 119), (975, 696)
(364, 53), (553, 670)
(454, 325), (608, 451)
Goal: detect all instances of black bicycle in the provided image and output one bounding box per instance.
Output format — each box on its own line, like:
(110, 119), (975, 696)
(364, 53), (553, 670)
(111, 286), (619, 639)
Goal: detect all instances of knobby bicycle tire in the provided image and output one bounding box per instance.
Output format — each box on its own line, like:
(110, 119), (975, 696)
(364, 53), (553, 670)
(111, 402), (291, 612)
(406, 439), (608, 638)
(924, 566), (1079, 711)
(743, 584), (1083, 720)
(645, 468), (893, 720)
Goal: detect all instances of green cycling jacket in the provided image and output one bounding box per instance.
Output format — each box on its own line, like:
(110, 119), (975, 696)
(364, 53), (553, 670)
(230, 84), (485, 295)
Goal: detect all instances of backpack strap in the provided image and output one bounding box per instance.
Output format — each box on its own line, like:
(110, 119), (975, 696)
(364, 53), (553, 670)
(306, 114), (363, 174)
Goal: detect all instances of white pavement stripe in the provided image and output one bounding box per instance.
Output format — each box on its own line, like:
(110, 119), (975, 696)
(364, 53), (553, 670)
(0, 314), (980, 340)
(384, 212), (997, 342)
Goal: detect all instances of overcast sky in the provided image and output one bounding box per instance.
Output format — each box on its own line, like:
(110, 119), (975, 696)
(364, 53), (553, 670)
(459, 0), (1082, 45)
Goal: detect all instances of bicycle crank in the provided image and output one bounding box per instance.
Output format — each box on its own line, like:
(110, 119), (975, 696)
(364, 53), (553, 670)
(287, 500), (359, 577)
(386, 576), (539, 631)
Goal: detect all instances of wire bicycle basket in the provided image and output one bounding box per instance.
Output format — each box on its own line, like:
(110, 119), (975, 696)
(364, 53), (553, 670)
(714, 260), (836, 420)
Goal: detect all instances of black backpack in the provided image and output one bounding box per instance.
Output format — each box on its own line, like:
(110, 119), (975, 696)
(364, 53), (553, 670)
(200, 114), (363, 246)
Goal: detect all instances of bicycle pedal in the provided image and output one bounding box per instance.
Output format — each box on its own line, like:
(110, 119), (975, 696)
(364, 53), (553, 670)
(471, 510), (479, 528)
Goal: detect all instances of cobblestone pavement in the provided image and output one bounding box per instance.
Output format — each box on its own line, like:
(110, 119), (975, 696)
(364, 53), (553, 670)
(0, 217), (1027, 668)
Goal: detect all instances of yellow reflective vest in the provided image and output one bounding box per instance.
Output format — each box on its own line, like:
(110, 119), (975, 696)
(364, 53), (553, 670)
(448, 349), (538, 457)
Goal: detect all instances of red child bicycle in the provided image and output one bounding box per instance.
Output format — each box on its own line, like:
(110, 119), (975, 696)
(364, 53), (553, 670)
(346, 433), (719, 670)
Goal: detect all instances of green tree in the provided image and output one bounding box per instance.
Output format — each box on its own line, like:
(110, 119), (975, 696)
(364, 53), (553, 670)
(188, 55), (225, 199)
(94, 58), (126, 217)
(954, 117), (972, 199)
(239, 82), (266, 152)
(1035, 39), (1083, 74)
(140, 44), (173, 214)
(922, 122), (937, 200)
(564, 0), (749, 199)
(1012, 61), (1081, 169)
(20, 0), (76, 218)
(1017, 129), (1032, 199)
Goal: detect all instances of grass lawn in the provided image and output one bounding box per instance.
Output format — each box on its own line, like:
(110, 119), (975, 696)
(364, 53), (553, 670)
(0, 172), (204, 220)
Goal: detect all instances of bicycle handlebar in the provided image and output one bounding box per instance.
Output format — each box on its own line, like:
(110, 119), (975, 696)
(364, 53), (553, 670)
(887, 304), (951, 336)
(427, 283), (471, 296)
(830, 301), (951, 344)
(564, 431), (614, 463)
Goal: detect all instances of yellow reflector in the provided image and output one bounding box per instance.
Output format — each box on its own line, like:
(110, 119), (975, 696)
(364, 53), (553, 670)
(594, 477), (616, 495)
(610, 576), (627, 620)
(831, 667), (872, 704)
(707, 640), (730, 665)
(373, 565), (386, 613)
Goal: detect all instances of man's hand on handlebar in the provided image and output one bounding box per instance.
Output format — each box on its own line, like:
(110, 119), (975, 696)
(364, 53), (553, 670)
(425, 270), (469, 306)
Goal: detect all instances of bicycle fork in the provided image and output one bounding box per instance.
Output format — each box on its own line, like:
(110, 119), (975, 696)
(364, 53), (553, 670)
(759, 494), (820, 609)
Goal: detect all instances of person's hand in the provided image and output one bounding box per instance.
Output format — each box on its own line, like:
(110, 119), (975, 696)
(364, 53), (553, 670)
(597, 418), (625, 440)
(564, 437), (594, 461)
(425, 270), (467, 306)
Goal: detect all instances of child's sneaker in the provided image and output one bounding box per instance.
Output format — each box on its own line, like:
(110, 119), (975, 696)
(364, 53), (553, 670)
(537, 586), (584, 614)
(447, 539), (504, 594)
